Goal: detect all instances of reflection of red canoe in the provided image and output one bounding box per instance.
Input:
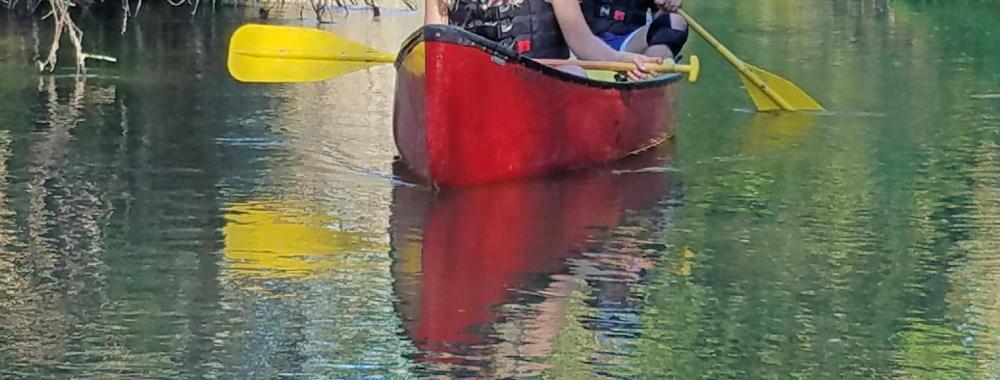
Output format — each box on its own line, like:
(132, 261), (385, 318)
(393, 25), (681, 187)
(389, 144), (674, 368)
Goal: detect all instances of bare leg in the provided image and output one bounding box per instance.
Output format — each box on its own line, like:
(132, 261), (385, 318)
(642, 44), (673, 59)
(624, 27), (674, 60)
(622, 25), (651, 54)
(625, 12), (688, 60)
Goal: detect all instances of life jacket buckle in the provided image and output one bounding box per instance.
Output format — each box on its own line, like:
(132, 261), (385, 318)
(475, 19), (513, 41)
(482, 4), (514, 21)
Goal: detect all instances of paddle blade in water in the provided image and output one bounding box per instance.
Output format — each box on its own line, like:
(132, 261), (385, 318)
(737, 64), (824, 111)
(226, 24), (396, 83)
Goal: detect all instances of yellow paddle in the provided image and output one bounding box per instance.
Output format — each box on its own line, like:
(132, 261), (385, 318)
(227, 24), (700, 84)
(677, 9), (823, 112)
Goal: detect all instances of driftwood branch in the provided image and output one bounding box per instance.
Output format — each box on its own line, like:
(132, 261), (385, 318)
(37, 0), (85, 73)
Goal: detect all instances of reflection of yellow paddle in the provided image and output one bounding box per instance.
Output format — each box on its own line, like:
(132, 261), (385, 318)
(740, 113), (817, 154)
(674, 247), (695, 277)
(678, 9), (823, 112)
(223, 201), (386, 279)
(226, 24), (700, 83)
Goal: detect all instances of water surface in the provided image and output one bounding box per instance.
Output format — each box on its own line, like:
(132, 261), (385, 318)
(1, 0), (1000, 378)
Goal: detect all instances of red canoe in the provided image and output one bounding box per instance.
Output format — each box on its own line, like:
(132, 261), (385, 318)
(393, 25), (682, 187)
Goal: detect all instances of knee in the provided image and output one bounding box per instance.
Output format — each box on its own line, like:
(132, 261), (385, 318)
(646, 12), (689, 55)
(668, 13), (687, 32)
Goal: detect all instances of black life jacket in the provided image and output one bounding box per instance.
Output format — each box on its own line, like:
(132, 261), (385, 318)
(449, 0), (570, 59)
(581, 0), (651, 36)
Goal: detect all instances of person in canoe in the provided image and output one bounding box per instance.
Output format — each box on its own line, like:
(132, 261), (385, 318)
(424, 0), (661, 80)
(584, 0), (689, 60)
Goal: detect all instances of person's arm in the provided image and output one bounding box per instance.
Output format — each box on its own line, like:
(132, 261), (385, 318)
(549, 0), (660, 80)
(425, 0), (448, 24)
(550, 0), (626, 62)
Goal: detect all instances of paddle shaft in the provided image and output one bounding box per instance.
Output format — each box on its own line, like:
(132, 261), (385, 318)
(535, 59), (694, 74)
(234, 51), (696, 76)
(234, 50), (397, 63)
(677, 9), (794, 110)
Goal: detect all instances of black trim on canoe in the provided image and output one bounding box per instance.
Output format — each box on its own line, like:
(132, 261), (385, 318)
(394, 25), (682, 90)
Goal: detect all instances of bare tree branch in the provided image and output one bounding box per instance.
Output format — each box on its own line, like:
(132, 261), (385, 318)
(16, 0), (397, 73)
(121, 0), (129, 34)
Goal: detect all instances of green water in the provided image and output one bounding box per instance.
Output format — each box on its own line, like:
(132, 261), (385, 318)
(1, 0), (999, 378)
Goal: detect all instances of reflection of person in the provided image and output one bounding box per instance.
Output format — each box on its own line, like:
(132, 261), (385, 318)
(424, 0), (661, 80)
(491, 240), (664, 377)
(583, 0), (689, 59)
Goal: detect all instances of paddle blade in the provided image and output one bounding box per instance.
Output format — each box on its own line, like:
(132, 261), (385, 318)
(229, 57), (380, 83)
(227, 24), (395, 83)
(400, 42), (426, 78)
(737, 64), (824, 111)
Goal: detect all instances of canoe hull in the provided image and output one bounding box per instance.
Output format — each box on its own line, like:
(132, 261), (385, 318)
(394, 25), (680, 187)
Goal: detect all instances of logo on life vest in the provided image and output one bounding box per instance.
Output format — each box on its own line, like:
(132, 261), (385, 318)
(599, 6), (610, 17)
(516, 39), (532, 53)
(613, 9), (625, 21)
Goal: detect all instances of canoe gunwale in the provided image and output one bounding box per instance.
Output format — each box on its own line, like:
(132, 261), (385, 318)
(393, 25), (683, 91)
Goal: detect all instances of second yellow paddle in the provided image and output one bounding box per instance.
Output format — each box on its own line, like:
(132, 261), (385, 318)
(677, 9), (823, 112)
(226, 24), (699, 84)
